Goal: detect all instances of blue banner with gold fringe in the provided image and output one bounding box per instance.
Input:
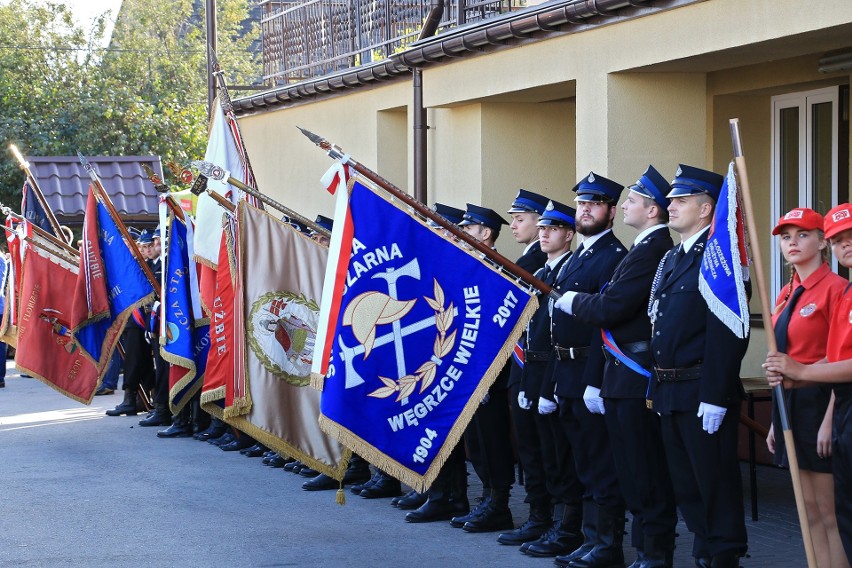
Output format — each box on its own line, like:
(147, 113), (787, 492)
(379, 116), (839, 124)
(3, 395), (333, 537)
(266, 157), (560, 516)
(313, 177), (537, 493)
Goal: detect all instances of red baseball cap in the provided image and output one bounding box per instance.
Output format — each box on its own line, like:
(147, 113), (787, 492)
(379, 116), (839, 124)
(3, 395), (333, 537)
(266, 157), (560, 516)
(771, 208), (823, 235)
(824, 203), (852, 240)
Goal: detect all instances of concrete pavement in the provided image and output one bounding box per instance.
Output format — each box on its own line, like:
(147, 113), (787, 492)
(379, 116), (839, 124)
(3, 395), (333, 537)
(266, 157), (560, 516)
(0, 365), (808, 567)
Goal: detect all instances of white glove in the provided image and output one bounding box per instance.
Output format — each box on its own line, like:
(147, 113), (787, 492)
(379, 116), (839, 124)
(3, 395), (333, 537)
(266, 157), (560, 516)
(553, 292), (576, 315)
(583, 385), (605, 415)
(697, 402), (727, 434)
(538, 397), (557, 415)
(517, 391), (532, 410)
(152, 300), (161, 313)
(480, 392), (490, 405)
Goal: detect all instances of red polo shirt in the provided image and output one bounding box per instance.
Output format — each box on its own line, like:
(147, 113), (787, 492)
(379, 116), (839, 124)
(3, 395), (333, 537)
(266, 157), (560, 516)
(827, 278), (852, 363)
(773, 263), (847, 364)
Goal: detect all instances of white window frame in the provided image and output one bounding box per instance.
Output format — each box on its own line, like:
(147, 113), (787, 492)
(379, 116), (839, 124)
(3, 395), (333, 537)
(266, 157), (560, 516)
(770, 86), (839, 298)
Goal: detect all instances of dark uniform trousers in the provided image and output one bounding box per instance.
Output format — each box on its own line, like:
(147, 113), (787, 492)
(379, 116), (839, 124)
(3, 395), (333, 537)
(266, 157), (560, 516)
(650, 233), (748, 559)
(833, 387), (852, 561)
(471, 241), (548, 498)
(550, 231), (627, 509)
(517, 252), (580, 507)
(122, 323), (154, 393)
(466, 369), (515, 492)
(604, 397), (676, 543)
(569, 227), (677, 547)
(147, 258), (169, 408)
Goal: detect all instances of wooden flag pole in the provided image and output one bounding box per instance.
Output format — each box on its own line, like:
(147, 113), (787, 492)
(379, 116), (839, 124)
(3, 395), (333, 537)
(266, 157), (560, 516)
(297, 127), (557, 299)
(9, 144), (67, 242)
(78, 152), (160, 295)
(190, 159), (325, 235)
(729, 118), (817, 568)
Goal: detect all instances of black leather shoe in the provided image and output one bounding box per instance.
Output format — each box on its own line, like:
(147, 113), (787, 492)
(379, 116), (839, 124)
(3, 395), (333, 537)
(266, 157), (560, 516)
(299, 467), (320, 478)
(105, 391), (138, 416)
(462, 504), (514, 533)
(220, 438), (254, 451)
(289, 461), (305, 474)
(351, 472), (380, 495)
(396, 490), (428, 510)
(194, 424), (228, 441)
(406, 497), (469, 523)
(138, 410), (172, 427)
(524, 526), (584, 558)
(302, 473), (340, 491)
(267, 455), (292, 468)
(694, 558), (711, 568)
(157, 422), (193, 438)
(342, 465), (371, 486)
(240, 443), (268, 457)
(359, 474), (401, 499)
(497, 516), (551, 545)
(451, 496), (491, 528)
(209, 432), (235, 446)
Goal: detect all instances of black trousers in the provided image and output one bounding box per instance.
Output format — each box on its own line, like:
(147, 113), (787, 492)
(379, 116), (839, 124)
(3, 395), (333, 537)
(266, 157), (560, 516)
(833, 396), (852, 563)
(510, 383), (548, 506)
(121, 326), (154, 393)
(465, 386), (515, 491)
(659, 402), (747, 558)
(559, 398), (623, 508)
(153, 346), (169, 407)
(604, 398), (677, 545)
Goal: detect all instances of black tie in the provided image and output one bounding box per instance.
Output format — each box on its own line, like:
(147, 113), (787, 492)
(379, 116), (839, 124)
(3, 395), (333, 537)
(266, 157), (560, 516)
(774, 285), (805, 354)
(541, 265), (552, 283)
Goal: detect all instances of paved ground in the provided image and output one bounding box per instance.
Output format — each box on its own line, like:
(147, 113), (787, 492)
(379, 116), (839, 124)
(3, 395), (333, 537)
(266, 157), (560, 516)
(0, 365), (809, 567)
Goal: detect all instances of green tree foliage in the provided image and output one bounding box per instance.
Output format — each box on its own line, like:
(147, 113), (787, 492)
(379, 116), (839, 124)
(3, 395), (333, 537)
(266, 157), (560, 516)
(0, 0), (259, 205)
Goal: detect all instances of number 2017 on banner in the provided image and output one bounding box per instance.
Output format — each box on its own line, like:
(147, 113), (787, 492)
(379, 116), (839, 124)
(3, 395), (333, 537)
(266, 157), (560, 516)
(411, 428), (438, 464)
(492, 290), (518, 328)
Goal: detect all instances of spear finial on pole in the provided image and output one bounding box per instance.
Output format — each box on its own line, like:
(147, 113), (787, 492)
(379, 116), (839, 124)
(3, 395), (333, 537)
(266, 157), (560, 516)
(9, 144), (66, 242)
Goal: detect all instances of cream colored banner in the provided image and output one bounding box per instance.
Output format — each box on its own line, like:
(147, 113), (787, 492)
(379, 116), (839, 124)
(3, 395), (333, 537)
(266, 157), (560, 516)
(228, 202), (347, 477)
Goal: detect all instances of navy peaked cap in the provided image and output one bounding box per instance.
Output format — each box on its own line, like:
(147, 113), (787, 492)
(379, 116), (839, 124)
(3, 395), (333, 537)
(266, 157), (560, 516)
(628, 165), (671, 210)
(667, 164), (723, 201)
(507, 189), (549, 215)
(537, 200), (576, 228)
(137, 229), (154, 244)
(572, 172), (624, 203)
(458, 204), (509, 230)
(314, 215), (334, 232)
(430, 203), (466, 227)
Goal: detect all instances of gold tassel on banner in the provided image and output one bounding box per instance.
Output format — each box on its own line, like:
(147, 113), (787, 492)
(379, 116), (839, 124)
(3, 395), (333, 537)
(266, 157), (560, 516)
(336, 484), (346, 506)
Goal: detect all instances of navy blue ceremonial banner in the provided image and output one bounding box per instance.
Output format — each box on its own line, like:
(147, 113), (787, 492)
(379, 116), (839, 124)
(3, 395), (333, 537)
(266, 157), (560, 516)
(161, 211), (210, 414)
(699, 162), (750, 339)
(21, 181), (55, 237)
(72, 191), (156, 368)
(314, 176), (536, 492)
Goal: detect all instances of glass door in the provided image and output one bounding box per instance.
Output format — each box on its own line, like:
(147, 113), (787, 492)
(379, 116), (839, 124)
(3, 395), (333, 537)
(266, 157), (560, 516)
(770, 87), (839, 297)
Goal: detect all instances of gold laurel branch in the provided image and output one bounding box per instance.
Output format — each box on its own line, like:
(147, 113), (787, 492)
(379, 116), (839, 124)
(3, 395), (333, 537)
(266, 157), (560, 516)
(367, 279), (457, 399)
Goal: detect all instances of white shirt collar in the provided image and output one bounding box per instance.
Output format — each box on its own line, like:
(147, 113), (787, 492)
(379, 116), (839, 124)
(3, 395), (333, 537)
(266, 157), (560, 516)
(577, 228), (611, 251)
(547, 250), (572, 270)
(633, 224), (668, 247)
(681, 225), (710, 253)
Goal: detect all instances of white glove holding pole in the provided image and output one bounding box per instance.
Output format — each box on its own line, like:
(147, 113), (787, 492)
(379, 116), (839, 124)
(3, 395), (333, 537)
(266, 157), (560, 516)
(697, 402), (727, 434)
(553, 292), (576, 315)
(538, 397), (557, 415)
(583, 385), (605, 415)
(517, 391), (532, 410)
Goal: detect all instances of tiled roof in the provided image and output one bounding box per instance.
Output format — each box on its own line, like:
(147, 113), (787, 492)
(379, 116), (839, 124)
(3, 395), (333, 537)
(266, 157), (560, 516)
(26, 155), (163, 219)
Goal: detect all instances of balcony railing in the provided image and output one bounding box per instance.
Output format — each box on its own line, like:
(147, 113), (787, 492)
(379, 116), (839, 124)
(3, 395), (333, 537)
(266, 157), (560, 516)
(260, 0), (526, 85)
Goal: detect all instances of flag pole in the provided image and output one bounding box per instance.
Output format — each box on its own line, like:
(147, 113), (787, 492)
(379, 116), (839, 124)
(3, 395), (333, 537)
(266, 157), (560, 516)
(190, 159), (326, 235)
(77, 152), (160, 295)
(297, 127), (556, 299)
(9, 144), (67, 242)
(729, 118), (817, 568)
(1, 208), (79, 258)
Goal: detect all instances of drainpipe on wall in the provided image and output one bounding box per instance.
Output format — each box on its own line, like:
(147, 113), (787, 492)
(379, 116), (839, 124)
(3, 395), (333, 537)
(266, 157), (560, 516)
(413, 0), (445, 204)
